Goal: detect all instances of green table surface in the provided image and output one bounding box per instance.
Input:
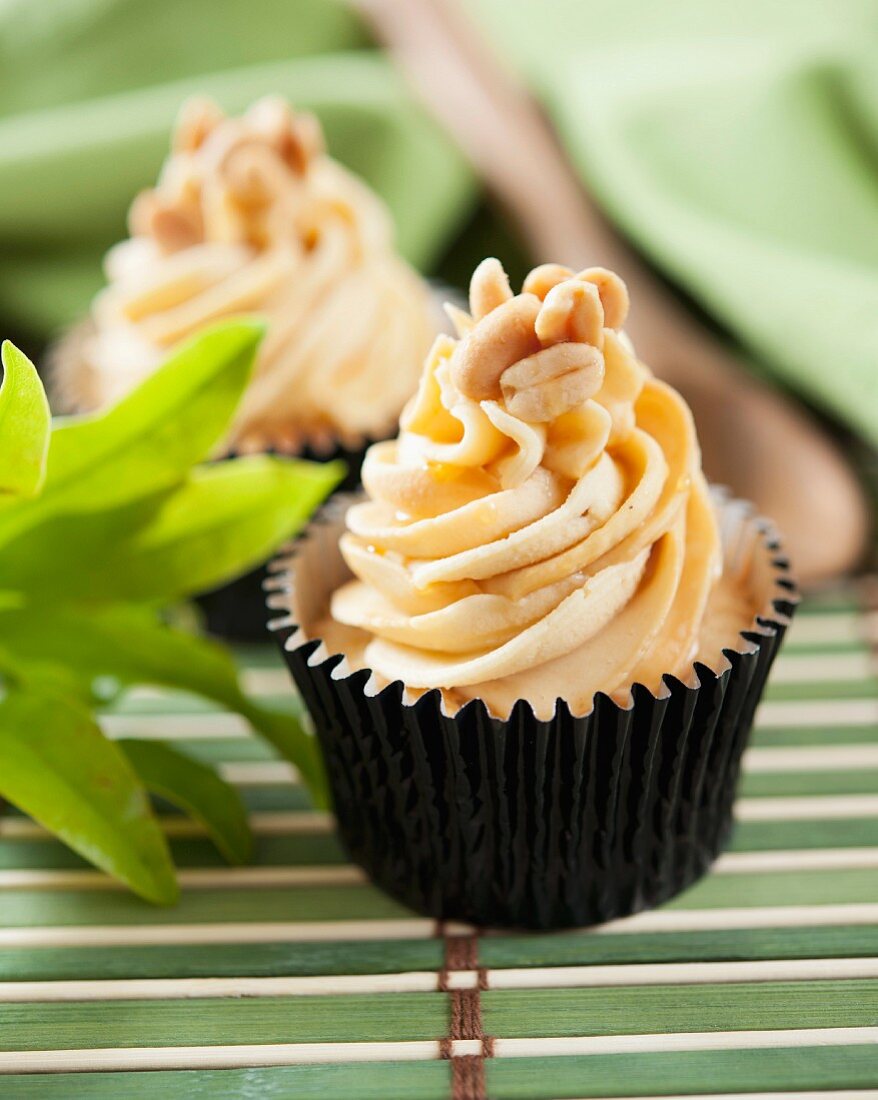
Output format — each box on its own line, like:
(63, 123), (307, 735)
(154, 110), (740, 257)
(0, 587), (876, 1099)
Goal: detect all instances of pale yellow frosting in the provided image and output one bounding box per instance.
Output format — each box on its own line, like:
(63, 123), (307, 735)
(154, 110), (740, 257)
(327, 258), (724, 719)
(66, 96), (434, 450)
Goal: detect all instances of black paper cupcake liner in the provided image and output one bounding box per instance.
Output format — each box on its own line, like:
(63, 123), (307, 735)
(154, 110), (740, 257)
(267, 490), (797, 930)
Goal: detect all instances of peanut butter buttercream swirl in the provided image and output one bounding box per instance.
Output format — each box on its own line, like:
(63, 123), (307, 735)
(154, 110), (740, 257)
(329, 259), (723, 719)
(64, 96), (434, 450)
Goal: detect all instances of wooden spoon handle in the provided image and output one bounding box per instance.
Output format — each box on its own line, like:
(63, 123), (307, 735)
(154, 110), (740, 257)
(355, 0), (869, 582)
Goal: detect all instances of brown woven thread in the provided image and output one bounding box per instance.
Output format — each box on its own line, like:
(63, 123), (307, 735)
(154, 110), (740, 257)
(450, 1055), (488, 1100)
(444, 932), (479, 975)
(436, 926), (494, 1100)
(450, 987), (483, 1041)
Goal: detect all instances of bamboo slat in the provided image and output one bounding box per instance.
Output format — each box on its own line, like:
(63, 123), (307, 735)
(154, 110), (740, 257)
(0, 590), (875, 1099)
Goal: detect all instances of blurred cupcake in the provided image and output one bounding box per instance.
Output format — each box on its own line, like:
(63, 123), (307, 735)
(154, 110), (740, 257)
(268, 258), (797, 929)
(54, 96), (437, 638)
(54, 95), (435, 454)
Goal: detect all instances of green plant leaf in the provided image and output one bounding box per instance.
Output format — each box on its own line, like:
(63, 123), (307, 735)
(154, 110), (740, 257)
(0, 686), (178, 904)
(0, 603), (328, 804)
(236, 700), (328, 809)
(0, 487), (172, 598)
(0, 342), (50, 499)
(0, 455), (342, 603)
(0, 603), (251, 707)
(0, 639), (96, 707)
(0, 315), (338, 902)
(0, 320), (264, 545)
(120, 739), (252, 865)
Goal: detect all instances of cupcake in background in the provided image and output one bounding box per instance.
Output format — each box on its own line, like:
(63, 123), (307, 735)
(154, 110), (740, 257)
(54, 95), (435, 456)
(53, 96), (438, 639)
(269, 257), (798, 929)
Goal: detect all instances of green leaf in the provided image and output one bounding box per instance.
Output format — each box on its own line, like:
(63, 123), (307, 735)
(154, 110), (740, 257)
(120, 739), (252, 865)
(0, 320), (264, 545)
(0, 342), (50, 499)
(0, 640), (96, 706)
(0, 686), (178, 904)
(0, 487), (171, 598)
(0, 455), (342, 604)
(236, 700), (328, 810)
(0, 315), (342, 900)
(0, 603), (328, 804)
(0, 603), (250, 707)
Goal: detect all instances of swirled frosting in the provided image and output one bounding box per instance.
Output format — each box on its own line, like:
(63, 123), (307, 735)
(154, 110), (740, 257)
(62, 96), (434, 450)
(326, 258), (726, 719)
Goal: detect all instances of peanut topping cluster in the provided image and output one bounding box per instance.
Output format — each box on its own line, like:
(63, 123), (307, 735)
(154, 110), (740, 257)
(128, 96), (325, 254)
(450, 259), (630, 424)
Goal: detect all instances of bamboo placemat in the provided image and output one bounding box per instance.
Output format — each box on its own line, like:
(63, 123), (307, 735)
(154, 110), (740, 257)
(0, 586), (877, 1099)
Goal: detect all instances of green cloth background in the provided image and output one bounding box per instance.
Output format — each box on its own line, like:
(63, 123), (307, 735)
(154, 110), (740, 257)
(471, 0), (878, 447)
(0, 0), (876, 445)
(0, 0), (477, 339)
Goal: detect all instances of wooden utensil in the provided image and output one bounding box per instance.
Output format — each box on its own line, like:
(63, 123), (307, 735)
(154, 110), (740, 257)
(355, 0), (870, 584)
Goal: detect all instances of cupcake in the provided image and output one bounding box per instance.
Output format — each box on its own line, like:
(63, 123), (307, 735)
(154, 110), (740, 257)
(268, 258), (798, 929)
(54, 96), (437, 637)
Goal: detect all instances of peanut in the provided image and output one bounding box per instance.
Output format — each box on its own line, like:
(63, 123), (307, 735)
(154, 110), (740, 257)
(129, 192), (201, 252)
(500, 343), (605, 422)
(576, 267), (629, 330)
(522, 263), (574, 300)
(536, 279), (604, 347)
(246, 96), (294, 142)
(173, 97), (224, 154)
(450, 294), (542, 400)
(246, 98), (324, 173)
(282, 112), (325, 174)
(469, 257), (513, 320)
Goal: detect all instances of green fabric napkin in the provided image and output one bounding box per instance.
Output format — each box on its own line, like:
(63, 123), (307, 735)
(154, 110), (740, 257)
(0, 0), (875, 446)
(472, 0), (878, 446)
(0, 0), (476, 338)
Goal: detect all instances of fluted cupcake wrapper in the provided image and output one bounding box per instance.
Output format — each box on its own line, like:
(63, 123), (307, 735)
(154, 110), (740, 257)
(267, 490), (796, 930)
